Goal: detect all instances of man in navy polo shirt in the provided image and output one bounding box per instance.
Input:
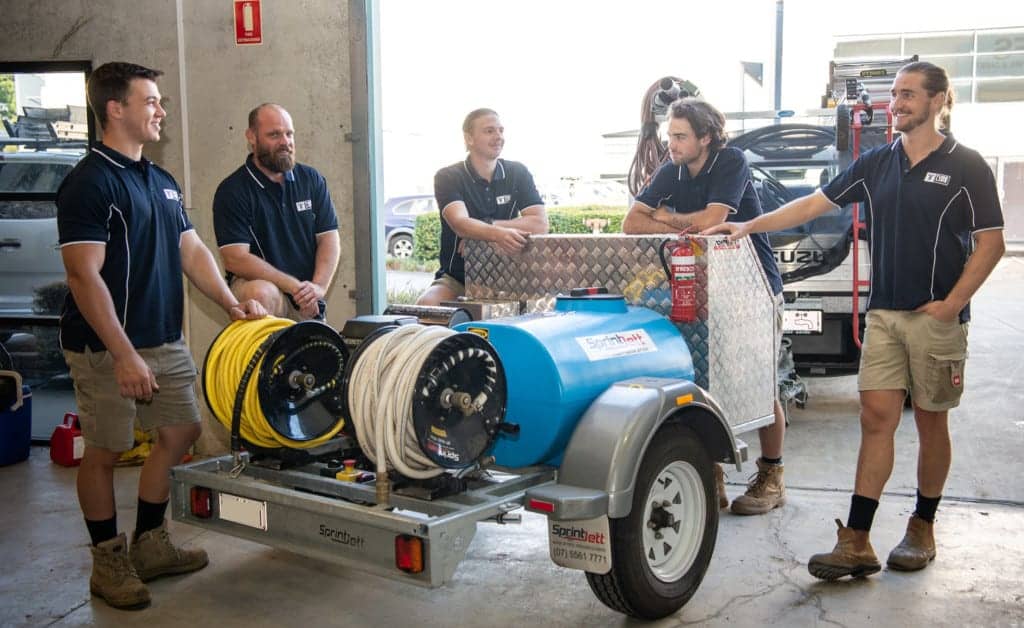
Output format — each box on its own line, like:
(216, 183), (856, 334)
(213, 104), (340, 320)
(705, 62), (1005, 581)
(623, 98), (789, 518)
(416, 108), (547, 306)
(58, 62), (266, 609)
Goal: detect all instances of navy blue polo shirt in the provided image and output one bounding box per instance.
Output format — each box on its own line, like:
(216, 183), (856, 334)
(57, 144), (193, 352)
(213, 154), (338, 283)
(433, 158), (543, 284)
(822, 136), (1003, 322)
(636, 147), (784, 295)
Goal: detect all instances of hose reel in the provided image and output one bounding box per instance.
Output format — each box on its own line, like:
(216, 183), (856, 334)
(345, 323), (506, 479)
(203, 317), (349, 452)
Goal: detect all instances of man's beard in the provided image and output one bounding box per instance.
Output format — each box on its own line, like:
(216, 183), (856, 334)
(895, 110), (928, 134)
(256, 143), (295, 173)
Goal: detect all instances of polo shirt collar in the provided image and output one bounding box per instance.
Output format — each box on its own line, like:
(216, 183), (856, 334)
(891, 133), (957, 160)
(92, 143), (150, 171)
(676, 149), (720, 181)
(244, 153), (296, 189)
(463, 157), (506, 185)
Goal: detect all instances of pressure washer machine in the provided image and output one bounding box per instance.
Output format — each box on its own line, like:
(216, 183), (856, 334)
(170, 234), (775, 620)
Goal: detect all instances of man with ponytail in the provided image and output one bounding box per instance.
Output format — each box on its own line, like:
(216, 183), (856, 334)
(704, 61), (1005, 580)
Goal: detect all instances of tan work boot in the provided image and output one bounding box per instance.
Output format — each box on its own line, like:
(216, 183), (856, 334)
(808, 519), (882, 580)
(887, 514), (936, 571)
(130, 520), (209, 582)
(90, 533), (151, 610)
(730, 458), (785, 515)
(713, 463), (729, 509)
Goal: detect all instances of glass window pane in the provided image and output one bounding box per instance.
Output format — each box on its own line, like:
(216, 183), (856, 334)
(976, 52), (1024, 78)
(834, 38), (901, 59)
(951, 81), (973, 105)
(978, 30), (1024, 54)
(976, 78), (1024, 102)
(920, 55), (975, 79)
(905, 34), (974, 55)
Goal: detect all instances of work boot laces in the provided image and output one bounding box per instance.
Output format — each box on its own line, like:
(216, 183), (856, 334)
(745, 468), (769, 496)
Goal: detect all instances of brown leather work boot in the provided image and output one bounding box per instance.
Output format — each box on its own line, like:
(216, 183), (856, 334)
(713, 463), (728, 509)
(730, 458), (785, 515)
(90, 533), (151, 610)
(887, 514), (936, 571)
(130, 520), (209, 582)
(808, 519), (882, 580)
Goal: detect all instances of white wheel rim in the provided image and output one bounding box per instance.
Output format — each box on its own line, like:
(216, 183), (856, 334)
(641, 460), (706, 582)
(392, 238), (414, 258)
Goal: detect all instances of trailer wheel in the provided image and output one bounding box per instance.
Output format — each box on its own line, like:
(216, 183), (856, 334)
(585, 423), (717, 620)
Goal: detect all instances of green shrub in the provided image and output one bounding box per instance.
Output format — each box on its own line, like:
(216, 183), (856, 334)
(412, 205), (628, 262)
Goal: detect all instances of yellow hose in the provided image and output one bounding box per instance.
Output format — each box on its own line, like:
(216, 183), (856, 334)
(204, 317), (345, 449)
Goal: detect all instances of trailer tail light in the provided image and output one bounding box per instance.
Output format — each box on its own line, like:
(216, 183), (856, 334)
(394, 535), (424, 573)
(190, 486), (213, 518)
(528, 498), (555, 513)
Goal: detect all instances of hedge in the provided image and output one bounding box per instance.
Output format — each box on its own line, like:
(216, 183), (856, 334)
(412, 205), (628, 263)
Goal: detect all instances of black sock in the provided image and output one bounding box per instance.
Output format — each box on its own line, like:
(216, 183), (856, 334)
(847, 494), (879, 531)
(761, 456), (783, 465)
(914, 490), (942, 523)
(85, 517), (117, 546)
(135, 498), (169, 540)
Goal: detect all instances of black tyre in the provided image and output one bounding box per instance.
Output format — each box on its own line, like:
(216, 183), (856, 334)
(585, 422), (717, 620)
(388, 234), (414, 258)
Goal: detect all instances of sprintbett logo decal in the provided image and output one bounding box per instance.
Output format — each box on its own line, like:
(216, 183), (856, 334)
(924, 172), (951, 186)
(318, 524), (366, 549)
(551, 523), (606, 545)
(576, 329), (656, 361)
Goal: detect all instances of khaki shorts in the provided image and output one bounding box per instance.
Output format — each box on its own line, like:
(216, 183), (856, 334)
(430, 273), (466, 298)
(858, 309), (969, 411)
(63, 340), (201, 452)
(230, 277), (303, 321)
(773, 292), (783, 392)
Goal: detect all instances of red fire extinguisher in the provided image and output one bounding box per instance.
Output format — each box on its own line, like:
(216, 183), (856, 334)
(659, 235), (697, 323)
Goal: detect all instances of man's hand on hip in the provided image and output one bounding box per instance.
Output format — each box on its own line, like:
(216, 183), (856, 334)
(916, 300), (960, 323)
(114, 350), (159, 401)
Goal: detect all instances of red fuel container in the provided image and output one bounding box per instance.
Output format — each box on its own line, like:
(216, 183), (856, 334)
(50, 412), (84, 467)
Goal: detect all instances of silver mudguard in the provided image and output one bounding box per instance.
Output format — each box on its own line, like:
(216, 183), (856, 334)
(556, 377), (738, 519)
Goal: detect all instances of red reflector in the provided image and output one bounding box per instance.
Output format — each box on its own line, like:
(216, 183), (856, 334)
(528, 498), (555, 513)
(395, 535), (424, 574)
(190, 486), (212, 518)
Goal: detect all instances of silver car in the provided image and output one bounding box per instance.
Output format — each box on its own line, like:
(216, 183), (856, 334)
(0, 149), (83, 316)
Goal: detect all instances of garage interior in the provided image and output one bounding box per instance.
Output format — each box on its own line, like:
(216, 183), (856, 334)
(1, 1), (1023, 626)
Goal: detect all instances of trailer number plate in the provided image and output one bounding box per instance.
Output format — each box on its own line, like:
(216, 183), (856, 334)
(783, 310), (822, 334)
(218, 493), (268, 531)
(547, 516), (611, 574)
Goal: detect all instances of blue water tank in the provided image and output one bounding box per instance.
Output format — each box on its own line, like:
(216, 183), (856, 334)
(455, 294), (693, 467)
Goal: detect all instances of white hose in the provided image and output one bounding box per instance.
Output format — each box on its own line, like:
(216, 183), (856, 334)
(347, 324), (456, 480)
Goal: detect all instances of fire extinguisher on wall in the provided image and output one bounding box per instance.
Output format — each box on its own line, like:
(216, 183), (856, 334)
(659, 235), (697, 323)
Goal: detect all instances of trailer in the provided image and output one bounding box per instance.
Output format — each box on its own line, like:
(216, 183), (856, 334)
(171, 234), (776, 620)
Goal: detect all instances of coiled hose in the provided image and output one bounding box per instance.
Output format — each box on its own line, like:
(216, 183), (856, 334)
(347, 324), (461, 480)
(205, 317), (346, 449)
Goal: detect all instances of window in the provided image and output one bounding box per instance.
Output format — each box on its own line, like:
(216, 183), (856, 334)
(0, 60), (92, 439)
(977, 30), (1024, 54)
(976, 78), (1024, 103)
(905, 33), (974, 55)
(834, 38), (901, 58)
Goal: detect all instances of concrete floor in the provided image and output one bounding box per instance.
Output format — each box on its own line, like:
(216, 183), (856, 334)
(2, 258), (1022, 627)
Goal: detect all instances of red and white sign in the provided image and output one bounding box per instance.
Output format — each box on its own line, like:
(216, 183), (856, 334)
(234, 0), (263, 45)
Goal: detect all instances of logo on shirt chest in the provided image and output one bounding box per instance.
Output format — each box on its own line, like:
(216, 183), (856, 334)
(296, 199), (313, 212)
(495, 194), (511, 205)
(923, 172), (951, 186)
(163, 188), (179, 200)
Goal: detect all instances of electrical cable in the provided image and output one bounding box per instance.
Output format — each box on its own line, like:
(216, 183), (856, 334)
(627, 76), (701, 197)
(204, 317), (346, 449)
